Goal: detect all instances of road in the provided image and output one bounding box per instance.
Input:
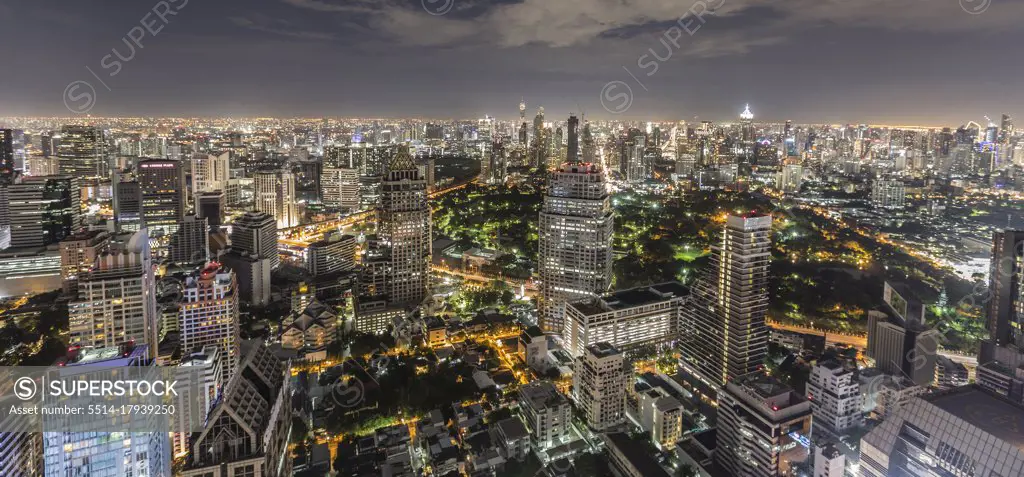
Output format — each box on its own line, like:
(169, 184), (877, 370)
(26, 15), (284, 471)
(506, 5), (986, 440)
(766, 320), (978, 368)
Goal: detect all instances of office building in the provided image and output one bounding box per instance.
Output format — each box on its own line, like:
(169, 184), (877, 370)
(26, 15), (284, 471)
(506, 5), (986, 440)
(219, 250), (273, 307)
(196, 190), (225, 228)
(255, 169), (299, 228)
(778, 163), (803, 193)
(564, 282), (688, 358)
(58, 230), (110, 295)
(68, 229), (158, 356)
(860, 386), (1024, 476)
(56, 125), (106, 185)
(113, 178), (143, 232)
(870, 179), (906, 209)
(0, 129), (13, 178)
(538, 162), (614, 334)
(0, 429), (41, 477)
(604, 432), (673, 477)
(6, 175), (81, 248)
(191, 151), (230, 194)
(181, 342), (292, 477)
(715, 373), (812, 477)
(982, 229), (1024, 362)
(806, 360), (863, 438)
(976, 359), (1024, 405)
(866, 283), (940, 387)
(518, 381), (572, 451)
(138, 159), (186, 236)
(229, 211), (279, 269)
(573, 342), (629, 432)
(169, 216), (210, 265)
(43, 343), (171, 477)
(680, 214), (771, 395)
(179, 262), (241, 380)
(935, 355), (969, 390)
(172, 346), (223, 457)
(379, 145), (431, 306)
(322, 166), (360, 210)
(307, 233), (357, 276)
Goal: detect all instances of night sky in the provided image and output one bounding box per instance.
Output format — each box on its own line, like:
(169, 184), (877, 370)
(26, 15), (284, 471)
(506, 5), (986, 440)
(2, 0), (1022, 124)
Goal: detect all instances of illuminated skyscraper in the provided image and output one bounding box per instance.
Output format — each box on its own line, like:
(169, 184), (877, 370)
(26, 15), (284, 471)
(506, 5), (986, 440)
(179, 262), (241, 379)
(0, 129), (13, 179)
(68, 229), (158, 357)
(254, 169), (299, 228)
(680, 214), (772, 394)
(191, 151), (230, 195)
(6, 175), (81, 248)
(379, 145), (431, 306)
(981, 230), (1024, 365)
(567, 114), (580, 163)
(740, 104), (755, 143)
(538, 162), (613, 335)
(138, 159), (186, 236)
(56, 125), (106, 186)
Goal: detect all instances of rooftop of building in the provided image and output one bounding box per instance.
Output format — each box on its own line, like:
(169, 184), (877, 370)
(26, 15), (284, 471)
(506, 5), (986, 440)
(926, 385), (1024, 451)
(495, 417), (529, 441)
(816, 442), (842, 460)
(585, 342), (620, 358)
(519, 381), (567, 409)
(605, 432), (673, 477)
(570, 281), (689, 315)
(57, 342), (148, 366)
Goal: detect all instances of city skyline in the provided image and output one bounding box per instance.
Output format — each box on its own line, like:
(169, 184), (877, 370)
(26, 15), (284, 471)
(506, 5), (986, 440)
(2, 0), (1023, 123)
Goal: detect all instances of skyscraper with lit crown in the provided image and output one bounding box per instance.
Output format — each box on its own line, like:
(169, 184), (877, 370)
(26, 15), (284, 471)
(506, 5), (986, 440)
(379, 145), (431, 306)
(538, 146), (614, 335)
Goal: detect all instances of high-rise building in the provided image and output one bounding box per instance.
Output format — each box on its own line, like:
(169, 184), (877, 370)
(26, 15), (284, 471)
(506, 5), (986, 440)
(573, 342), (629, 432)
(806, 360), (863, 438)
(538, 163), (614, 335)
(715, 373), (812, 477)
(680, 214), (771, 395)
(138, 159), (186, 236)
(255, 169), (299, 228)
(0, 129), (14, 178)
(983, 230), (1024, 359)
(181, 342), (291, 477)
(740, 104), (755, 143)
(564, 282), (688, 358)
(866, 282), (940, 387)
(6, 175), (81, 248)
(307, 233), (357, 277)
(43, 343), (171, 477)
(813, 442), (845, 477)
(169, 216), (210, 265)
(0, 428), (41, 477)
(56, 125), (106, 186)
(860, 385), (1024, 476)
(379, 146), (431, 306)
(566, 114), (580, 163)
(68, 230), (158, 356)
(113, 177), (143, 232)
(172, 346), (223, 457)
(191, 151), (230, 195)
(58, 230), (110, 294)
(322, 166), (360, 210)
(196, 190), (225, 228)
(179, 262), (241, 379)
(229, 211), (279, 270)
(871, 179), (906, 209)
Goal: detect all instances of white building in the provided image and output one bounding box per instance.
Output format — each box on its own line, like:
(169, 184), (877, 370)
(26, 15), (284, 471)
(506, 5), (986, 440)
(858, 369), (927, 420)
(538, 163), (614, 335)
(179, 262), (241, 380)
(518, 381), (572, 451)
(254, 169), (299, 228)
(573, 342), (629, 432)
(68, 229), (158, 357)
(630, 374), (684, 450)
(322, 167), (360, 210)
(564, 282), (687, 358)
(806, 360), (863, 438)
(172, 346), (224, 457)
(191, 151), (230, 195)
(813, 442), (845, 477)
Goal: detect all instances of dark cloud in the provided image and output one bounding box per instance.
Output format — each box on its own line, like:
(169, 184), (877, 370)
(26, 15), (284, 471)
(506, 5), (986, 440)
(0, 0), (1021, 124)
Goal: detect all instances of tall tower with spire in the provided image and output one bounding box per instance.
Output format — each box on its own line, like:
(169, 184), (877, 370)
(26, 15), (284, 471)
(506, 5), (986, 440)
(740, 104), (755, 143)
(379, 145), (431, 306)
